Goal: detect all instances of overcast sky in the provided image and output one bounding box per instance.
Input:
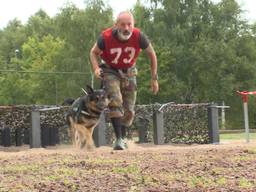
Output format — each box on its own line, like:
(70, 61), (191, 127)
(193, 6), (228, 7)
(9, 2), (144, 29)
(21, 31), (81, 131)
(0, 0), (256, 29)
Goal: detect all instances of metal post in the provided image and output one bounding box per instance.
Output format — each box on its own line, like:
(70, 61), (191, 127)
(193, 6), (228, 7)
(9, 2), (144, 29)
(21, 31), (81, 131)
(93, 113), (107, 147)
(243, 101), (250, 143)
(208, 104), (219, 144)
(55, 77), (58, 105)
(56, 127), (60, 144)
(138, 118), (148, 143)
(153, 110), (164, 145)
(237, 91), (254, 143)
(15, 128), (22, 146)
(41, 126), (49, 147)
(49, 127), (56, 146)
(30, 110), (41, 148)
(221, 101), (226, 130)
(23, 128), (30, 144)
(2, 127), (11, 147)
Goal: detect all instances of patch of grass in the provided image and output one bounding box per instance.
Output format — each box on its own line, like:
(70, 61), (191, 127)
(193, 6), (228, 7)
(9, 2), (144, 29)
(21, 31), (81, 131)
(138, 175), (160, 188)
(112, 164), (139, 174)
(42, 167), (78, 182)
(239, 178), (253, 188)
(56, 167), (76, 176)
(188, 176), (215, 188)
(159, 173), (176, 182)
(244, 149), (256, 154)
(148, 154), (169, 161)
(45, 174), (63, 181)
(220, 133), (256, 140)
(211, 167), (226, 175)
(0, 175), (16, 181)
(1, 164), (41, 174)
(129, 185), (142, 192)
(87, 158), (123, 164)
(216, 177), (227, 186)
(0, 184), (8, 192)
(234, 154), (255, 162)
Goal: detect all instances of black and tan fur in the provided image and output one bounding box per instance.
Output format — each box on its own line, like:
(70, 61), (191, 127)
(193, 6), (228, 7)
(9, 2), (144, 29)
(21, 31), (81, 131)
(65, 85), (109, 150)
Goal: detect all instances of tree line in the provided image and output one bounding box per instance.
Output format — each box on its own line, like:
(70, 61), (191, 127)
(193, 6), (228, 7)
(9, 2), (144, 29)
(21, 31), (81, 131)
(1, 0), (256, 128)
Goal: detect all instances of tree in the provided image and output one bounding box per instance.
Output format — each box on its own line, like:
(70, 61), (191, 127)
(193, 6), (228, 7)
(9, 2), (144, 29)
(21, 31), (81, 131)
(20, 35), (65, 104)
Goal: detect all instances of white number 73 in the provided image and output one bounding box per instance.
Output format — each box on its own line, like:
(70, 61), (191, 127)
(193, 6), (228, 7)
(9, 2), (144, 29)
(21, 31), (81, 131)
(110, 47), (135, 64)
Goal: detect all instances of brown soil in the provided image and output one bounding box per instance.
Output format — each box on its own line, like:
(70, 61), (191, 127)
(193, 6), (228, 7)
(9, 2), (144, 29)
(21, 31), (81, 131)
(0, 141), (256, 192)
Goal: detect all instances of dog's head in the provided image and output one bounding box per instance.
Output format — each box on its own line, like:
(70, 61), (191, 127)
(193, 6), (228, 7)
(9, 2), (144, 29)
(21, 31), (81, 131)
(86, 85), (109, 112)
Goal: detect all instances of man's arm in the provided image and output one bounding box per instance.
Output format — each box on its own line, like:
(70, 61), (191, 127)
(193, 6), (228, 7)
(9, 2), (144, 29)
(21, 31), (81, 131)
(144, 43), (158, 80)
(144, 43), (159, 94)
(90, 43), (103, 78)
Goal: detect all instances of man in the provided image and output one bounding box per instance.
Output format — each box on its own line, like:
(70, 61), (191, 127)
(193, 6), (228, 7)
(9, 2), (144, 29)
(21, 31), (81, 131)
(90, 11), (159, 150)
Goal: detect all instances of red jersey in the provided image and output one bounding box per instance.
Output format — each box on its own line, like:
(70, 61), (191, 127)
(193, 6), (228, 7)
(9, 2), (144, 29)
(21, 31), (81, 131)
(100, 27), (141, 69)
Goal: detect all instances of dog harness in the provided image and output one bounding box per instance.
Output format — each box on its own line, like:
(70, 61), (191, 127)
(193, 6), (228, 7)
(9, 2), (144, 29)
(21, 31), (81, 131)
(72, 96), (101, 123)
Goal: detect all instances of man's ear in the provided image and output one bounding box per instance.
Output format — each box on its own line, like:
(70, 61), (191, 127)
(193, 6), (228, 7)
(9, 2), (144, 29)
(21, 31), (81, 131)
(86, 85), (94, 94)
(113, 20), (118, 28)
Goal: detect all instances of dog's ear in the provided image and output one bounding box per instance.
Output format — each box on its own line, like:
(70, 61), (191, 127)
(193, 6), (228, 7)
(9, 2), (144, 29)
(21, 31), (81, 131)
(104, 90), (109, 98)
(86, 85), (94, 94)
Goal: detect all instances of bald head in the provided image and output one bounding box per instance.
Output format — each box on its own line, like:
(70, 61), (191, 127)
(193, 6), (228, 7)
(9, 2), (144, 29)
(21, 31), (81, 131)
(115, 11), (134, 41)
(116, 11), (134, 24)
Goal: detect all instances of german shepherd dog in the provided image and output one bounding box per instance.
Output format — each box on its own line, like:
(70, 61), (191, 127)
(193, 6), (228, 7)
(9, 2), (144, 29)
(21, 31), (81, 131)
(65, 85), (109, 150)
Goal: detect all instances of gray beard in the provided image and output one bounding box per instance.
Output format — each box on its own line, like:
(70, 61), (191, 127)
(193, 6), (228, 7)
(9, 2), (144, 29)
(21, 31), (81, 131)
(117, 30), (132, 41)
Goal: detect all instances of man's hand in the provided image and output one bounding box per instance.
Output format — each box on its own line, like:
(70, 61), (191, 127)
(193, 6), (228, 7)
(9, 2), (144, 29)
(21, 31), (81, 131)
(94, 67), (103, 79)
(90, 43), (103, 79)
(151, 79), (159, 95)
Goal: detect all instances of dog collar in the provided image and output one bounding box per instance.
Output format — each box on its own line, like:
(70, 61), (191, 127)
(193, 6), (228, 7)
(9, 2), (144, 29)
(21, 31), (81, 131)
(81, 110), (100, 118)
(81, 110), (90, 116)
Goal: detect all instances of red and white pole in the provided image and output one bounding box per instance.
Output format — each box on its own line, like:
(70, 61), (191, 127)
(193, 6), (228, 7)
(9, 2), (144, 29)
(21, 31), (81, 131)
(241, 94), (250, 143)
(237, 91), (253, 143)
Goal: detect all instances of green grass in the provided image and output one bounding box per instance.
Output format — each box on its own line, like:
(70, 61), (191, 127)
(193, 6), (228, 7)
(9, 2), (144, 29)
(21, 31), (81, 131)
(220, 132), (256, 140)
(112, 164), (139, 174)
(239, 178), (254, 189)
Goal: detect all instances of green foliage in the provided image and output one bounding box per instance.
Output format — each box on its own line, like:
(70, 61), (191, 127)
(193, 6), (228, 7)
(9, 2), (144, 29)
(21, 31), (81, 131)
(0, 1), (113, 104)
(21, 35), (65, 104)
(1, 0), (256, 128)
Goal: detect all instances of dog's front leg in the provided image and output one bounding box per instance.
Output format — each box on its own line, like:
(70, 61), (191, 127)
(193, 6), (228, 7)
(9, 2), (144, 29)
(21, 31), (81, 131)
(74, 130), (81, 148)
(85, 127), (95, 151)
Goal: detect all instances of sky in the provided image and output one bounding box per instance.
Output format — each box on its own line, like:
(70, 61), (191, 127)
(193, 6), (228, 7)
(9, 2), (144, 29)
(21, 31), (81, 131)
(0, 0), (256, 29)
(0, 0), (137, 29)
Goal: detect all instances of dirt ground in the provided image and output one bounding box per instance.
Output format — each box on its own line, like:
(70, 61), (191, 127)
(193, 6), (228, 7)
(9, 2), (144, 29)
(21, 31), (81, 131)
(0, 140), (256, 192)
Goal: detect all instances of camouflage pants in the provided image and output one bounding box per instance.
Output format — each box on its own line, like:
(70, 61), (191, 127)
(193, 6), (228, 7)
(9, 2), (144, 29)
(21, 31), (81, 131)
(103, 69), (137, 127)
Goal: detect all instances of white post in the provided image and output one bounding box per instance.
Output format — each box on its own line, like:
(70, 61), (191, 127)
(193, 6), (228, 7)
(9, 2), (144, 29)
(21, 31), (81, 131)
(243, 101), (250, 143)
(221, 101), (226, 129)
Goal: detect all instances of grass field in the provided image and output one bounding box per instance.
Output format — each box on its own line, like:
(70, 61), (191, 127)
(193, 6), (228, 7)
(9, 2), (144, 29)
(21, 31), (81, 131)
(220, 133), (256, 140)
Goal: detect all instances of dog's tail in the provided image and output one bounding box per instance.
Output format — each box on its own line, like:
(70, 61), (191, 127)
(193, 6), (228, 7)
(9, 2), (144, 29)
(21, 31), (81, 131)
(62, 98), (75, 106)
